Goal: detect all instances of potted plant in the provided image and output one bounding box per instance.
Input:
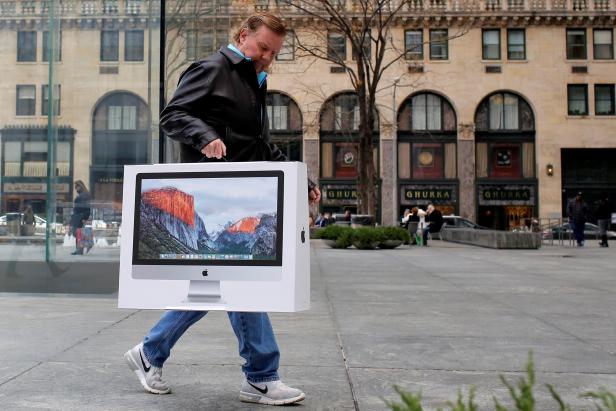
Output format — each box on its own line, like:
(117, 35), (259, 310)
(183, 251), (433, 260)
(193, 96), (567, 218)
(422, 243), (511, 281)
(352, 227), (384, 250)
(377, 226), (410, 249)
(315, 225), (354, 249)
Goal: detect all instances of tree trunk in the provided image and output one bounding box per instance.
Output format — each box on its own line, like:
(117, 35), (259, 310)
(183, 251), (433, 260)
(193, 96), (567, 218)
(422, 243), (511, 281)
(356, 88), (377, 217)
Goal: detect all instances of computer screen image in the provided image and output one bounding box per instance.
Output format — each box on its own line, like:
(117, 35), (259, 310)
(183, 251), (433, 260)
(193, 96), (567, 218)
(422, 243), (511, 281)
(133, 171), (284, 267)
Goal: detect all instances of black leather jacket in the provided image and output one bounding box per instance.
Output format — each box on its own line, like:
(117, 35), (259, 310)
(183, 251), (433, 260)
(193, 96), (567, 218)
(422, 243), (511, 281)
(160, 46), (289, 165)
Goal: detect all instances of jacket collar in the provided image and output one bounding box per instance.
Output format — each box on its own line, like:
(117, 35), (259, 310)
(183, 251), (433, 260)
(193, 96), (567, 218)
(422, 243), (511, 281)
(220, 45), (267, 88)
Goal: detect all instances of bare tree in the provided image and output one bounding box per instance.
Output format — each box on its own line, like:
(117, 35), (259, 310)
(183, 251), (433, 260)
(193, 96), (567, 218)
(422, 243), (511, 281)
(279, 0), (468, 217)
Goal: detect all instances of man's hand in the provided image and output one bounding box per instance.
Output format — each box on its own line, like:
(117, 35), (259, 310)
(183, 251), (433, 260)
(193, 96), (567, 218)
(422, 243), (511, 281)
(309, 186), (321, 205)
(201, 139), (227, 159)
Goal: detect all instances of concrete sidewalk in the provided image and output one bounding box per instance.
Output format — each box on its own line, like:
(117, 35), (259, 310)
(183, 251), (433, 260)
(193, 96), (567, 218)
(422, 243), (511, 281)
(1, 240), (615, 410)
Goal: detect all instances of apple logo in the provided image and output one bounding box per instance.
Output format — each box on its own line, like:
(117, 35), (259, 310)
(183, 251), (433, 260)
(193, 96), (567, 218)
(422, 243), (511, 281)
(301, 227), (306, 243)
(202, 269), (208, 277)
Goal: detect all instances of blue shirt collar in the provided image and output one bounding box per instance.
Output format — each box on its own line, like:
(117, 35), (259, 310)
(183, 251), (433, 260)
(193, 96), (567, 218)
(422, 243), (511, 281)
(227, 44), (267, 88)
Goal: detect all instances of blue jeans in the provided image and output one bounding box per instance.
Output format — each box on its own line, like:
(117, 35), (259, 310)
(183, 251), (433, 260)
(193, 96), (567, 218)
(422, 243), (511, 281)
(142, 310), (280, 383)
(571, 221), (585, 244)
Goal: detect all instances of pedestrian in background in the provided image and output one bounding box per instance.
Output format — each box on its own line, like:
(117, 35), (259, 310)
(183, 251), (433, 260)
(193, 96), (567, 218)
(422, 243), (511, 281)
(567, 192), (589, 247)
(70, 180), (91, 255)
(595, 192), (614, 248)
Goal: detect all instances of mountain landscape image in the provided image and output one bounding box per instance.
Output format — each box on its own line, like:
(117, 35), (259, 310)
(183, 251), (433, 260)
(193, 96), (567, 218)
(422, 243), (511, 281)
(137, 185), (278, 260)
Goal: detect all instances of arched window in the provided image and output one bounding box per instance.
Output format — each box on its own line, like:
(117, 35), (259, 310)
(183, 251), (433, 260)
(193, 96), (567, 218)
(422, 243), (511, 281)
(319, 92), (379, 180)
(266, 92), (303, 161)
(398, 92), (456, 132)
(92, 91), (149, 166)
(475, 92), (534, 132)
(397, 92), (457, 182)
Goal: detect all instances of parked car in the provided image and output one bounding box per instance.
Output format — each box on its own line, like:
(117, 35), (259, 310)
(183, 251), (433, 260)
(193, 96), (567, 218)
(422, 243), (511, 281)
(442, 215), (487, 230)
(542, 222), (616, 240)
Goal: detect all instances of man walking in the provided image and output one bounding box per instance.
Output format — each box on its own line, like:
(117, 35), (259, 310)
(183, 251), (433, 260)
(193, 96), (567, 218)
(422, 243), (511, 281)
(595, 192), (614, 247)
(567, 192), (589, 247)
(124, 13), (320, 405)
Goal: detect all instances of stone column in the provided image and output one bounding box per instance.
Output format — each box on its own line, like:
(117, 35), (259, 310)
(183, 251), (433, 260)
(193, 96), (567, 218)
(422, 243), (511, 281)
(457, 123), (476, 221)
(379, 123), (396, 226)
(303, 124), (320, 216)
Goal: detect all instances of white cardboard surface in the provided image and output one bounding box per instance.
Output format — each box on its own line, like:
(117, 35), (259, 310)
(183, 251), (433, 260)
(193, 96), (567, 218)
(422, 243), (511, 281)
(118, 162), (310, 312)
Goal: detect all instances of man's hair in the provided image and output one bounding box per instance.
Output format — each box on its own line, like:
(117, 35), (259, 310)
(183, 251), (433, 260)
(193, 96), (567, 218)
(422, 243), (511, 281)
(233, 13), (286, 43)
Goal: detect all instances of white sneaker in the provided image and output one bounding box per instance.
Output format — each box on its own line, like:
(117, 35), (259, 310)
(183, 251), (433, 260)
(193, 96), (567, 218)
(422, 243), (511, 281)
(239, 379), (305, 405)
(124, 343), (171, 394)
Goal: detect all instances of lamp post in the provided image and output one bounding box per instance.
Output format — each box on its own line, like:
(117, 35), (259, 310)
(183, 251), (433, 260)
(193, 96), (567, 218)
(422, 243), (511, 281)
(392, 76), (401, 225)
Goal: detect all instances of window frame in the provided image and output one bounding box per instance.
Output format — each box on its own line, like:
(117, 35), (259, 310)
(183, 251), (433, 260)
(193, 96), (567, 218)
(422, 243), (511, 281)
(42, 30), (62, 62)
(507, 29), (526, 60)
(16, 85), (36, 116)
(327, 32), (346, 61)
(100, 30), (120, 62)
(567, 84), (589, 116)
(405, 29), (423, 60)
(482, 29), (501, 60)
(593, 28), (614, 60)
(17, 31), (37, 62)
(41, 84), (61, 116)
(276, 29), (295, 61)
(594, 84), (615, 116)
(566, 28), (587, 60)
(429, 29), (448, 60)
(124, 29), (144, 62)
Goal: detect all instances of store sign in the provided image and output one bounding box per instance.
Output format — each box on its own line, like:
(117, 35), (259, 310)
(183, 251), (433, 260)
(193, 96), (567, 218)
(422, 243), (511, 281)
(96, 177), (124, 184)
(3, 182), (70, 194)
(478, 185), (535, 206)
(482, 189), (530, 201)
(400, 185), (457, 205)
(404, 189), (452, 201)
(325, 187), (357, 200)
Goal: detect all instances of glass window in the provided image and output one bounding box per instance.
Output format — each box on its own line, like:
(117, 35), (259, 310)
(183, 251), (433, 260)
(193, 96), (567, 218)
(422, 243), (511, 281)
(277, 30), (294, 61)
(566, 28), (587, 59)
(488, 93), (519, 130)
(429, 29), (448, 60)
(334, 143), (358, 178)
(17, 31), (37, 62)
(186, 30), (197, 61)
(42, 84), (61, 116)
(595, 84), (615, 115)
(412, 143), (444, 179)
(43, 31), (62, 62)
(101, 30), (119, 62)
(567, 84), (588, 115)
(405, 30), (423, 60)
(327, 32), (346, 61)
(267, 105), (288, 130)
(107, 106), (137, 130)
(103, 0), (119, 14)
(507, 29), (525, 60)
(490, 143), (521, 178)
(16, 85), (36, 116)
(352, 32), (371, 61)
(482, 29), (500, 60)
(411, 93), (442, 131)
(593, 29), (614, 60)
(125, 30), (144, 61)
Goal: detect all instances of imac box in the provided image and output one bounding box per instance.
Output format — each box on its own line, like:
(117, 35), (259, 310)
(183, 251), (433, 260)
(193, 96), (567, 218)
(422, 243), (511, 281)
(117, 161), (310, 312)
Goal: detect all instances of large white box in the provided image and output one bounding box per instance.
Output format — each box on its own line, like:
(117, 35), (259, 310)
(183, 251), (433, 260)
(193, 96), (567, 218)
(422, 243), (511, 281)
(118, 162), (310, 312)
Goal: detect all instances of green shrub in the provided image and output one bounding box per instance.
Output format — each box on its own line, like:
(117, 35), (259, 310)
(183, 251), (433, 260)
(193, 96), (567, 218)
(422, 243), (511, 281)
(318, 224), (353, 240)
(352, 227), (385, 249)
(377, 226), (411, 243)
(386, 352), (616, 411)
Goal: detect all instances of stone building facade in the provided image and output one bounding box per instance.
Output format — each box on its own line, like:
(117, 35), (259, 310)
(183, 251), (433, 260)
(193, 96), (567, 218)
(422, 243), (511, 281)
(1, 0), (615, 229)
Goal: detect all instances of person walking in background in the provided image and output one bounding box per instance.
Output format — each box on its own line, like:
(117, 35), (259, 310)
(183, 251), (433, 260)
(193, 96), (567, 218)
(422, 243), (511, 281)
(567, 192), (589, 247)
(423, 204), (444, 246)
(595, 192), (614, 248)
(69, 180), (91, 255)
(21, 204), (36, 236)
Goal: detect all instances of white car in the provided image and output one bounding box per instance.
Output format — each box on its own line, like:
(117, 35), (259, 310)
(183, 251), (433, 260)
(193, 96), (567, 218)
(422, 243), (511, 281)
(0, 213), (47, 235)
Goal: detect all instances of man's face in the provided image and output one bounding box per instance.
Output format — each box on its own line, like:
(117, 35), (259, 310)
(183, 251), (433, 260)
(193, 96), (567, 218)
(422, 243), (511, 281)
(238, 26), (284, 73)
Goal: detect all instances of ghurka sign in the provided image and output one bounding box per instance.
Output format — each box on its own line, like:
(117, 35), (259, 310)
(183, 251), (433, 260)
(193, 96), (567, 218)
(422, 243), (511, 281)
(478, 185), (535, 206)
(400, 185), (457, 205)
(322, 185), (357, 205)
